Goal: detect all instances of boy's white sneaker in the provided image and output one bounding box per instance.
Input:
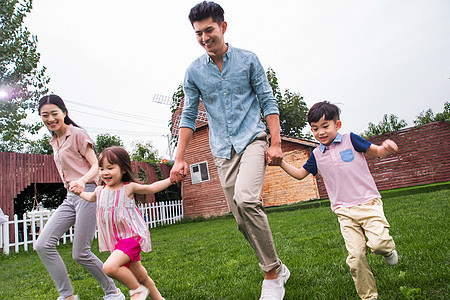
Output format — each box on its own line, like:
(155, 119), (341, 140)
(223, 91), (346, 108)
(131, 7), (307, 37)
(259, 278), (285, 300)
(382, 249), (398, 266)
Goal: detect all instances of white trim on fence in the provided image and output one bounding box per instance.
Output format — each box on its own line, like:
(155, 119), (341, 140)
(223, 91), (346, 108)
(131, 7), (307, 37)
(0, 200), (183, 255)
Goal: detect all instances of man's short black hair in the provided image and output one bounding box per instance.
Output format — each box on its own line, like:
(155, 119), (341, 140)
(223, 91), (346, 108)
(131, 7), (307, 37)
(307, 101), (341, 123)
(189, 1), (225, 26)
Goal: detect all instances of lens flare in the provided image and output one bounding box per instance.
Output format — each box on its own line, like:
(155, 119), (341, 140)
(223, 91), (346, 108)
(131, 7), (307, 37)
(0, 89), (8, 100)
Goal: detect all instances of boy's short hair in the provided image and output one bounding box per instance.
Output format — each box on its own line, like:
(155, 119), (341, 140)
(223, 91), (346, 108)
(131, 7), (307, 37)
(189, 1), (224, 26)
(307, 101), (341, 123)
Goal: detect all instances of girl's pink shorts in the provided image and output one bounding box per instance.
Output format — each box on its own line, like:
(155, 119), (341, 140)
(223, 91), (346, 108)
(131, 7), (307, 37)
(114, 238), (142, 268)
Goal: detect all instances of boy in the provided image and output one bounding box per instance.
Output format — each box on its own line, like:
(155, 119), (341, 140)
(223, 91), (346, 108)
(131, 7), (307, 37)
(170, 2), (289, 299)
(280, 101), (398, 300)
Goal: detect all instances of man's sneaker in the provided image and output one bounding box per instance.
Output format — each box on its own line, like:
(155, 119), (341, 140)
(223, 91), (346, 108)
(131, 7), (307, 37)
(277, 264), (290, 284)
(259, 278), (285, 300)
(104, 289), (125, 300)
(382, 249), (398, 266)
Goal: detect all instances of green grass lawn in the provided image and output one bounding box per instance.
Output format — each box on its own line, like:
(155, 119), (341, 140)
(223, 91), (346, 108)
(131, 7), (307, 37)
(1, 183), (448, 299)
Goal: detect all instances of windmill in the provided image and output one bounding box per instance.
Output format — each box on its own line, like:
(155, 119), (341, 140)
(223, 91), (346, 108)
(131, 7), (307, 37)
(153, 93), (209, 160)
(152, 94), (173, 106)
(153, 94), (174, 159)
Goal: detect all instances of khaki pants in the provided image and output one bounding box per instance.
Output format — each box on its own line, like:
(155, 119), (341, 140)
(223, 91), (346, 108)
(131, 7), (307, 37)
(214, 132), (281, 272)
(335, 198), (396, 300)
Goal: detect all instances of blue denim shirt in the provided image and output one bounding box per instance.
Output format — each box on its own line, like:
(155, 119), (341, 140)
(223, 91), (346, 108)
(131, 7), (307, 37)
(180, 44), (279, 159)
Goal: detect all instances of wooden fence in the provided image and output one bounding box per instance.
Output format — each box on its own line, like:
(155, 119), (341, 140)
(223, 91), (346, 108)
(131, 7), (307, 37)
(0, 152), (171, 219)
(316, 121), (450, 199)
(0, 153), (61, 220)
(0, 200), (183, 255)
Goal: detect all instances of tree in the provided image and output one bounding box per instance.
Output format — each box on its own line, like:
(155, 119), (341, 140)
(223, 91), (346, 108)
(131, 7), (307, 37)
(169, 83), (184, 147)
(435, 102), (450, 122)
(266, 67), (309, 139)
(363, 114), (408, 137)
(414, 109), (435, 126)
(15, 182), (65, 215)
(28, 133), (52, 154)
(414, 102), (450, 126)
(131, 140), (161, 164)
(95, 133), (123, 154)
(0, 0), (50, 152)
(266, 67), (282, 101)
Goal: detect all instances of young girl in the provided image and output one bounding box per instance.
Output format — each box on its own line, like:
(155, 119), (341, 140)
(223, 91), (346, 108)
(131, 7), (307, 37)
(73, 146), (172, 300)
(35, 95), (124, 300)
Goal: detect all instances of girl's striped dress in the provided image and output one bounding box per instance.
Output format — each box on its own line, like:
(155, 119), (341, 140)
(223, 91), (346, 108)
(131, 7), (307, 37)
(96, 184), (151, 252)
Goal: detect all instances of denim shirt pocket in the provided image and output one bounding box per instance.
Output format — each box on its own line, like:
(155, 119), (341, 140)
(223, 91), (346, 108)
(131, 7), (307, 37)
(231, 75), (250, 94)
(340, 149), (354, 162)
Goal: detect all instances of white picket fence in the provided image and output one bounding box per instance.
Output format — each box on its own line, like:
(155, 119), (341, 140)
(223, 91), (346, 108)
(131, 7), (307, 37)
(0, 200), (183, 255)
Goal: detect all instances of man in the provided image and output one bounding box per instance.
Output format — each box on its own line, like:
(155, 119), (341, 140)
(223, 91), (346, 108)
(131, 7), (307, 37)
(170, 2), (290, 299)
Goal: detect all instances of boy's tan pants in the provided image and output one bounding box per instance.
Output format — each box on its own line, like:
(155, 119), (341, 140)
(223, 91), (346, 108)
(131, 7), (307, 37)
(335, 198), (396, 300)
(214, 132), (281, 273)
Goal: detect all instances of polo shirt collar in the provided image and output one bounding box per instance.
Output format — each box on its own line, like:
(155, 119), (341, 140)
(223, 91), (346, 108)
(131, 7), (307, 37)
(319, 132), (343, 153)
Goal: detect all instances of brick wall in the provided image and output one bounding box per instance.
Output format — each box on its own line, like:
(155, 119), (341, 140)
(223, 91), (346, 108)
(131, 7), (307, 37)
(316, 121), (450, 199)
(173, 100), (229, 218)
(182, 126), (229, 218)
(179, 122), (321, 217)
(173, 100), (325, 217)
(262, 140), (319, 206)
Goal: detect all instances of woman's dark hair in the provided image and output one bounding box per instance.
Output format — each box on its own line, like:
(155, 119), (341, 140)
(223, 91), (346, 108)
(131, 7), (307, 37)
(98, 146), (141, 184)
(189, 1), (224, 26)
(307, 101), (341, 124)
(38, 95), (81, 133)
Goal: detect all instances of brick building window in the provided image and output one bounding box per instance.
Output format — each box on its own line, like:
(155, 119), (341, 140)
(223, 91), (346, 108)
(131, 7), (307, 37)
(190, 161), (210, 184)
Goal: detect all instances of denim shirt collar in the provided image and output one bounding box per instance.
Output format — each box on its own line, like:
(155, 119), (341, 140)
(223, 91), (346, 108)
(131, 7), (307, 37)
(205, 43), (231, 63)
(319, 132), (343, 153)
(181, 44), (279, 159)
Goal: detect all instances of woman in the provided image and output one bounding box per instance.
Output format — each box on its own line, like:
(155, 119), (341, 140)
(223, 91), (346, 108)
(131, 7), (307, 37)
(34, 95), (124, 300)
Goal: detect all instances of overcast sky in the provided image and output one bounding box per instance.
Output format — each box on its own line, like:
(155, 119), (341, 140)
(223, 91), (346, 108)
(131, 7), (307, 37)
(24, 0), (450, 159)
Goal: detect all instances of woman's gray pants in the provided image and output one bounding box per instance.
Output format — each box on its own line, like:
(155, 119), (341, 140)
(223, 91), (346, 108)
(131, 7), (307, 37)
(34, 184), (117, 298)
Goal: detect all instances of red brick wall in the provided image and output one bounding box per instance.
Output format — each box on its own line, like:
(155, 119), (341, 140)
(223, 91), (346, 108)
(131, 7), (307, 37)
(181, 127), (322, 217)
(131, 161), (164, 204)
(316, 121), (450, 199)
(173, 100), (229, 218)
(262, 141), (319, 206)
(174, 99), (325, 217)
(182, 126), (229, 218)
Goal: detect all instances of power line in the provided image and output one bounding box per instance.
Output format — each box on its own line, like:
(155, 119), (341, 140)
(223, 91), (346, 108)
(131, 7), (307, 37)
(69, 108), (168, 129)
(84, 126), (166, 137)
(25, 118), (169, 138)
(64, 99), (168, 125)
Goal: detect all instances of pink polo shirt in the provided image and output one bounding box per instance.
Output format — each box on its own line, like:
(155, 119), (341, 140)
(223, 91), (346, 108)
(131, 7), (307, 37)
(50, 124), (98, 188)
(312, 133), (381, 211)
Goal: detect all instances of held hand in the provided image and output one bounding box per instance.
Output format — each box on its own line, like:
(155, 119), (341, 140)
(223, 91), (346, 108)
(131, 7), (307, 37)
(382, 139), (398, 155)
(265, 145), (283, 166)
(69, 180), (85, 195)
(170, 160), (188, 183)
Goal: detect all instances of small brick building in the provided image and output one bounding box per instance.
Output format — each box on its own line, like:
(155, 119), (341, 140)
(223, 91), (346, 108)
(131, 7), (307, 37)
(171, 99), (320, 218)
(172, 99), (450, 219)
(262, 136), (319, 207)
